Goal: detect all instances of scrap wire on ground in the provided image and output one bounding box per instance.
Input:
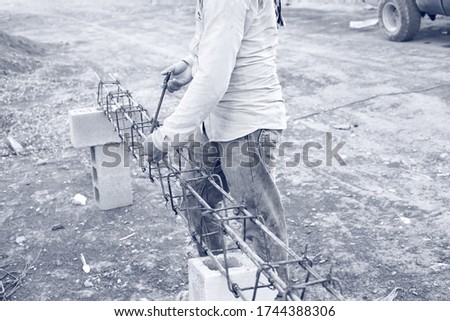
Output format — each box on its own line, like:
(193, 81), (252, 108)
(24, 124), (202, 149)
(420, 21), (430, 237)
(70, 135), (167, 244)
(0, 250), (41, 301)
(96, 75), (346, 301)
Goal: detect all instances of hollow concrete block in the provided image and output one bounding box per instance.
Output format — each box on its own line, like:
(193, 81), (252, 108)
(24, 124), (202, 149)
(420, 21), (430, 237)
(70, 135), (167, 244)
(69, 107), (121, 148)
(90, 143), (133, 210)
(188, 252), (277, 301)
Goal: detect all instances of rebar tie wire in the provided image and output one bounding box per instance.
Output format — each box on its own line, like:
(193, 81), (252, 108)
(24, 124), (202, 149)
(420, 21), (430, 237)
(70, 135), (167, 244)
(95, 75), (345, 301)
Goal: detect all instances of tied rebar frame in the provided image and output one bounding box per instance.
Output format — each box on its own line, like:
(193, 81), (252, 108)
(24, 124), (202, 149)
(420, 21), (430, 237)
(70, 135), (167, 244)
(96, 75), (345, 301)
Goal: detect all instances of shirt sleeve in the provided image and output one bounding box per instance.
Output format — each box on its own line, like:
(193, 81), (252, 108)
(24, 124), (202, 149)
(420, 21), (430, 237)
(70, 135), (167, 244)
(152, 0), (248, 150)
(182, 54), (195, 67)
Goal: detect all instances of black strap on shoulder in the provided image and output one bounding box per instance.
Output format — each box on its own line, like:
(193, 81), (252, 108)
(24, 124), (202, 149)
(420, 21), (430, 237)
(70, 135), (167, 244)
(274, 0), (285, 27)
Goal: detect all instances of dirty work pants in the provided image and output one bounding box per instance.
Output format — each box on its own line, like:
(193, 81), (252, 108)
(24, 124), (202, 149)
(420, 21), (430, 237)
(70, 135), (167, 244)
(185, 128), (289, 282)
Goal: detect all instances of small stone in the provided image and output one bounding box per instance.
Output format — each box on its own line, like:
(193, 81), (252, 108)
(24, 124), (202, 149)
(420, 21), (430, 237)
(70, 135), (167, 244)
(438, 153), (448, 161)
(7, 136), (24, 154)
(84, 280), (94, 288)
(52, 224), (65, 231)
(35, 159), (48, 166)
(15, 236), (26, 244)
(400, 217), (411, 225)
(72, 194), (87, 206)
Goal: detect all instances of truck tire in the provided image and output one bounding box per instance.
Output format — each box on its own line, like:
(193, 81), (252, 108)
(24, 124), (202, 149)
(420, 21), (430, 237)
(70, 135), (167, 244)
(378, 0), (422, 41)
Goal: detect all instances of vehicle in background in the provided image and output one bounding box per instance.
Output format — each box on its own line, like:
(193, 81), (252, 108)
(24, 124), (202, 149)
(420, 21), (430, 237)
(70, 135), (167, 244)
(378, 0), (450, 41)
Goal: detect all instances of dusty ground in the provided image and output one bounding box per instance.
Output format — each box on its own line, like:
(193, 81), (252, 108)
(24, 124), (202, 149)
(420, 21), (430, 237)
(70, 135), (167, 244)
(1, 0), (449, 301)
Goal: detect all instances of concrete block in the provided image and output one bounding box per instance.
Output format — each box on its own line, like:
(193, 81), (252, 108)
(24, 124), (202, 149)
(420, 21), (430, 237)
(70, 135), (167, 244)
(91, 143), (133, 210)
(91, 143), (130, 174)
(188, 252), (277, 301)
(69, 107), (121, 148)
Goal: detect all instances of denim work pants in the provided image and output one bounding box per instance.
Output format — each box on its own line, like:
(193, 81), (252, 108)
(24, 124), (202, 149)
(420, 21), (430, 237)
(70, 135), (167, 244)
(185, 128), (289, 282)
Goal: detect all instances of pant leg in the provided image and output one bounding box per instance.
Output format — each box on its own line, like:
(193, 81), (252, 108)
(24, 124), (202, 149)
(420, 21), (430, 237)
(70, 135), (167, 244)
(218, 129), (289, 282)
(184, 129), (228, 256)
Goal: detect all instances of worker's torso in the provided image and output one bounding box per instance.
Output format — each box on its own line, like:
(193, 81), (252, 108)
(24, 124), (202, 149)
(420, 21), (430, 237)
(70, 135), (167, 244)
(191, 0), (286, 141)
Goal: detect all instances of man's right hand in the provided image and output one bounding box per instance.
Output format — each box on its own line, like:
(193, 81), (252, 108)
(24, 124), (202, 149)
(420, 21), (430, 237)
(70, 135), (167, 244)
(162, 60), (193, 93)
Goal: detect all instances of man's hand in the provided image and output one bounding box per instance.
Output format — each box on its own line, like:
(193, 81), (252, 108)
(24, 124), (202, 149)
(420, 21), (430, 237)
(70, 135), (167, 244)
(143, 134), (166, 163)
(162, 60), (193, 93)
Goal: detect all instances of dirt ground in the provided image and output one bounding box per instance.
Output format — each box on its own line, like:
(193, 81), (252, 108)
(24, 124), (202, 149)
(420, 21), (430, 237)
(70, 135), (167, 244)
(1, 0), (449, 301)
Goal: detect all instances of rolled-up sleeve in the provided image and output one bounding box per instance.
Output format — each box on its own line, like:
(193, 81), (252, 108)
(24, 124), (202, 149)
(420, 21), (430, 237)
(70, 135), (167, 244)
(153, 0), (248, 150)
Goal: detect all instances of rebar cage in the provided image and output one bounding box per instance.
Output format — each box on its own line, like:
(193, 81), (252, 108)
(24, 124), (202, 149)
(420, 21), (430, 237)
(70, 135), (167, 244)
(96, 76), (345, 301)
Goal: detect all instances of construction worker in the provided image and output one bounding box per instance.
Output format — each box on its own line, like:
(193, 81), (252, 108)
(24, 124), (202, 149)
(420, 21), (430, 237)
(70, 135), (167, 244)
(144, 0), (289, 292)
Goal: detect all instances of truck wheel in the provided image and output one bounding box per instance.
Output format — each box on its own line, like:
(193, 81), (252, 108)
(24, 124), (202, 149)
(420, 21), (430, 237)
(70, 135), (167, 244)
(378, 0), (422, 41)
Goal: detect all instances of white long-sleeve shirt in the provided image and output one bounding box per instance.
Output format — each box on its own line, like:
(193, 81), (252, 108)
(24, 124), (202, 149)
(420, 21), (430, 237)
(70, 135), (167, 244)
(153, 0), (286, 149)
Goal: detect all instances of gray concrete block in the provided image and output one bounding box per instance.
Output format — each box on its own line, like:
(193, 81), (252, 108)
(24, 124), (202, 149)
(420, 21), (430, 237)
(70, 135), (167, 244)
(90, 143), (133, 210)
(69, 107), (121, 148)
(91, 143), (130, 171)
(92, 179), (133, 211)
(188, 252), (277, 301)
